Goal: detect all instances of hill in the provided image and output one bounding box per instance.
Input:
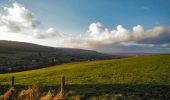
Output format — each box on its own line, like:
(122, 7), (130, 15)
(0, 54), (169, 85)
(0, 54), (170, 99)
(0, 40), (119, 73)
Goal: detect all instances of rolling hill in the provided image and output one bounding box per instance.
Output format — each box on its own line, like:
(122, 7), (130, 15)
(0, 54), (170, 99)
(0, 40), (120, 73)
(0, 54), (169, 85)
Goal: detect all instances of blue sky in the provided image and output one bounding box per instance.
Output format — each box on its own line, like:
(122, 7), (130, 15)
(0, 0), (170, 53)
(1, 0), (170, 34)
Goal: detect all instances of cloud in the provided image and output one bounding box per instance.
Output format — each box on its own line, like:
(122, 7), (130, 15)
(0, 2), (59, 38)
(65, 22), (169, 49)
(33, 28), (58, 39)
(98, 42), (170, 53)
(0, 2), (170, 53)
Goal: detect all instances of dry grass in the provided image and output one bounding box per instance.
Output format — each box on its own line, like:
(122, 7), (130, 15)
(18, 87), (34, 100)
(40, 90), (53, 100)
(0, 87), (14, 100)
(0, 86), (67, 100)
(53, 91), (63, 100)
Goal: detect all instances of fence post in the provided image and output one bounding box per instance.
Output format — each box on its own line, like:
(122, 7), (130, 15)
(61, 76), (65, 99)
(12, 76), (15, 87)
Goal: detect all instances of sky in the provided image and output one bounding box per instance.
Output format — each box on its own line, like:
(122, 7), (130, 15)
(0, 0), (170, 53)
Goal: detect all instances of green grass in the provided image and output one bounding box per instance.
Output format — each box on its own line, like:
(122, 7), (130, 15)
(0, 54), (170, 85)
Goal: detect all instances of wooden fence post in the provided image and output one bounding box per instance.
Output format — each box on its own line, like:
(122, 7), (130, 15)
(12, 76), (15, 87)
(60, 76), (65, 99)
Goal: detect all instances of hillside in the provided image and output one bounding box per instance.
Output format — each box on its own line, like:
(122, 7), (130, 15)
(0, 40), (119, 73)
(0, 54), (169, 85)
(0, 54), (170, 99)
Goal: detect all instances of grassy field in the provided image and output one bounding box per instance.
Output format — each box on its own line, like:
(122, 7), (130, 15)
(0, 54), (169, 85)
(0, 54), (170, 99)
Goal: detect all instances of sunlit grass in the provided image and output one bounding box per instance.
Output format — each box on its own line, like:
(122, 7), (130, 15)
(0, 54), (170, 85)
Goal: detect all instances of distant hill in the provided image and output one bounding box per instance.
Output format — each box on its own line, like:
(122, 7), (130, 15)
(0, 40), (99, 53)
(0, 40), (124, 73)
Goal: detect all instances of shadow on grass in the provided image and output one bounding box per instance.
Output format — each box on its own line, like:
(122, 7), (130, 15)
(0, 84), (170, 99)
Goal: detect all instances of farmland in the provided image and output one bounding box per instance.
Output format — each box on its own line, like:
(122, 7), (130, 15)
(0, 54), (170, 99)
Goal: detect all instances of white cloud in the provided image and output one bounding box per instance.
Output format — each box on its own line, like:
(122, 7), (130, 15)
(65, 22), (167, 49)
(0, 2), (59, 38)
(32, 28), (59, 39)
(120, 42), (155, 48)
(0, 2), (170, 52)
